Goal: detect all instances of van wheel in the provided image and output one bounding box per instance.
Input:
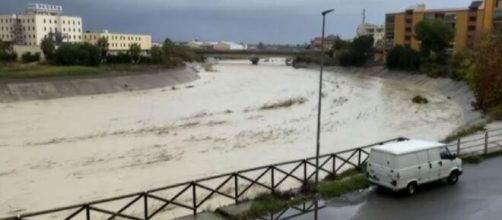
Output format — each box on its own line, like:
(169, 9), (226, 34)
(406, 182), (417, 195)
(448, 171), (459, 184)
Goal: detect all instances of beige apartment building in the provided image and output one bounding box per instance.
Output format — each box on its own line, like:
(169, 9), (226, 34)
(0, 3), (82, 46)
(83, 30), (152, 53)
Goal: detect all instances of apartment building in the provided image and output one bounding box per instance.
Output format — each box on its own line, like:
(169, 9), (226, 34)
(356, 23), (385, 46)
(83, 30), (152, 53)
(0, 3), (82, 46)
(385, 0), (502, 52)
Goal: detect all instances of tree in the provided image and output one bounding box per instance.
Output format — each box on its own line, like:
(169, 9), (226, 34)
(54, 43), (101, 66)
(0, 40), (16, 62)
(11, 19), (24, 44)
(150, 45), (164, 63)
(40, 37), (56, 62)
(414, 20), (455, 61)
(351, 35), (374, 61)
(97, 37), (109, 63)
(386, 45), (421, 70)
(129, 43), (141, 63)
(464, 36), (502, 111)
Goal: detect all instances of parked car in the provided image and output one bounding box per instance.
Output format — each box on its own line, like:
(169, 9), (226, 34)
(367, 139), (462, 195)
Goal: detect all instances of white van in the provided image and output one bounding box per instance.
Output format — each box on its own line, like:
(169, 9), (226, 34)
(367, 139), (462, 195)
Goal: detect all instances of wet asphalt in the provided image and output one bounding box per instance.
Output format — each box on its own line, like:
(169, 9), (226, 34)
(285, 156), (502, 220)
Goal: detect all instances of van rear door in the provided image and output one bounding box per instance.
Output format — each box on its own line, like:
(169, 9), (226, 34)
(368, 150), (396, 186)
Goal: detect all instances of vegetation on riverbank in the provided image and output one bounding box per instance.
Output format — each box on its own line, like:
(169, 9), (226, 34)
(443, 123), (486, 143)
(0, 64), (175, 79)
(0, 37), (204, 79)
(231, 170), (368, 219)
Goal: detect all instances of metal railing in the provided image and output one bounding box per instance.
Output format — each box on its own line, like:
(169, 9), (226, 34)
(2, 127), (502, 220)
(448, 127), (502, 156)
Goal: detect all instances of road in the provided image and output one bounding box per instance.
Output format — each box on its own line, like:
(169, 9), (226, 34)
(282, 156), (502, 220)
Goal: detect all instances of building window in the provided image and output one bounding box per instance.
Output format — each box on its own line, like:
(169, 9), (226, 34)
(468, 26), (476, 31)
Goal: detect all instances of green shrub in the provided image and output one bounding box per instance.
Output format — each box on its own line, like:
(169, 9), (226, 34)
(0, 52), (17, 62)
(488, 104), (502, 121)
(250, 56), (259, 65)
(21, 52), (41, 63)
(462, 155), (483, 164)
(54, 43), (101, 66)
(318, 174), (369, 198)
(106, 53), (131, 64)
(412, 95), (429, 104)
(386, 45), (421, 71)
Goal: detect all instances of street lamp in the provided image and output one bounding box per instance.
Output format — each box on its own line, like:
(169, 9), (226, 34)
(315, 9), (334, 185)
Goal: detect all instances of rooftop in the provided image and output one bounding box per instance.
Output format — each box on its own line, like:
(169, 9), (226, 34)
(372, 139), (445, 155)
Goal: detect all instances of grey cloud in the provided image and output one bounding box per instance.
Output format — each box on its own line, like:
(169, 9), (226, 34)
(1, 0), (474, 44)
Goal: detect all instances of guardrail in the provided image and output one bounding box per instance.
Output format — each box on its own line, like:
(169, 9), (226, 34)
(2, 127), (502, 220)
(448, 127), (502, 156)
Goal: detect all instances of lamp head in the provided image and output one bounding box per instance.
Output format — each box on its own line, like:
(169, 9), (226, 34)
(322, 9), (335, 16)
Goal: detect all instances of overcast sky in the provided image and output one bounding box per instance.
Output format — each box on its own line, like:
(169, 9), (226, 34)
(1, 0), (474, 44)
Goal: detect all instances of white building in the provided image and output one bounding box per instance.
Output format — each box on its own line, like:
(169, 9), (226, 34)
(0, 3), (83, 46)
(83, 29), (152, 53)
(356, 23), (384, 47)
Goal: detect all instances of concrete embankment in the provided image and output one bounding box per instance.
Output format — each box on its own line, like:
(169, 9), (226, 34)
(324, 66), (482, 125)
(0, 65), (199, 102)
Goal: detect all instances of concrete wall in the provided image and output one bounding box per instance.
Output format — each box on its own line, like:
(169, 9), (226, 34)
(0, 66), (198, 102)
(12, 44), (44, 61)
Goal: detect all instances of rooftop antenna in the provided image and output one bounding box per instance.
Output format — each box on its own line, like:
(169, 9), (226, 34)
(362, 8), (366, 24)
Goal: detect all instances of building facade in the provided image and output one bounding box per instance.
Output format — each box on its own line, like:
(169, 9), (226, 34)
(83, 30), (152, 53)
(310, 34), (339, 50)
(0, 3), (82, 46)
(357, 23), (385, 47)
(385, 0), (502, 53)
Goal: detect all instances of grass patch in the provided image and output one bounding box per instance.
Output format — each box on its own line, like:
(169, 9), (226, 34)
(462, 155), (484, 164)
(488, 104), (502, 121)
(412, 95), (429, 104)
(443, 123), (486, 143)
(0, 64), (173, 79)
(226, 171), (370, 219)
(235, 193), (309, 219)
(317, 174), (369, 198)
(259, 97), (307, 110)
(0, 65), (102, 78)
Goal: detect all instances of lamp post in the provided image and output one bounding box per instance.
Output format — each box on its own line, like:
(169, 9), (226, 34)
(315, 9), (334, 185)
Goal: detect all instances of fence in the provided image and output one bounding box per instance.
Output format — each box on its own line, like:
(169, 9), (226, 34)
(2, 127), (502, 220)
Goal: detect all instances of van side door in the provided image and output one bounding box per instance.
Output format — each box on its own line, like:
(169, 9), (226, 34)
(416, 151), (429, 183)
(427, 148), (442, 181)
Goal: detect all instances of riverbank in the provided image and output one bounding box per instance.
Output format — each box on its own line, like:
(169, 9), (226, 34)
(0, 64), (199, 102)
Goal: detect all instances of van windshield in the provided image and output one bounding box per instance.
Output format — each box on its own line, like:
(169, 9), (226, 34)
(369, 150), (396, 168)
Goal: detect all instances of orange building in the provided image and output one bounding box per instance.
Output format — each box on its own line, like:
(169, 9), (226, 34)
(385, 0), (502, 52)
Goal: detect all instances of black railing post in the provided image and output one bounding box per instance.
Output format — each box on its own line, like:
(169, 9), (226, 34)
(332, 154), (336, 176)
(192, 181), (197, 216)
(270, 166), (275, 194)
(485, 131), (489, 155)
(85, 204), (90, 220)
(143, 191), (149, 220)
(357, 148), (362, 167)
(234, 173), (239, 204)
(303, 159), (307, 184)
